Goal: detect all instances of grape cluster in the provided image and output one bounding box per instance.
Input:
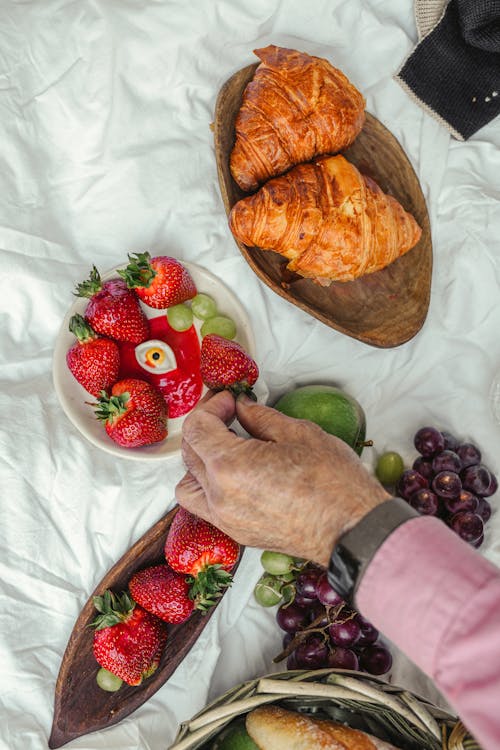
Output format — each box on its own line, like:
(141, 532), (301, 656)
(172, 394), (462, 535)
(254, 553), (392, 675)
(396, 427), (497, 547)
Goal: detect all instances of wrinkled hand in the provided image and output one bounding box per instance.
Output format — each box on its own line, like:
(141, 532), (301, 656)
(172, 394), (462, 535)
(175, 391), (390, 566)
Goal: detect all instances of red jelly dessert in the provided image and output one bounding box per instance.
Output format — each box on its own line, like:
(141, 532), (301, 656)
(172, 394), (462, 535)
(117, 315), (203, 418)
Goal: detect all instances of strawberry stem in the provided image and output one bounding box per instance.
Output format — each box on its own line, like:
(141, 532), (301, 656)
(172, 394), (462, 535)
(74, 265), (103, 298)
(93, 391), (130, 423)
(117, 251), (157, 289)
(215, 385), (257, 400)
(187, 565), (234, 613)
(69, 313), (98, 343)
(91, 590), (135, 630)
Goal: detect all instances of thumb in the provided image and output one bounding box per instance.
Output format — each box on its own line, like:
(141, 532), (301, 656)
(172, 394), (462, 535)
(235, 394), (303, 442)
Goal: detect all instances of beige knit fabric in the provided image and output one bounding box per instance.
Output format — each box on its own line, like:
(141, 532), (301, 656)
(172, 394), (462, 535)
(415, 0), (449, 39)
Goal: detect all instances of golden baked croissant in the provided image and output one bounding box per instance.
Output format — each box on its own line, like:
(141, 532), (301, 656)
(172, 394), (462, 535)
(246, 706), (402, 750)
(229, 154), (422, 285)
(230, 45), (366, 192)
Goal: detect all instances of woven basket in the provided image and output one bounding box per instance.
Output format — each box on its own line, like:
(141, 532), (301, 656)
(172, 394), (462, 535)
(169, 669), (481, 750)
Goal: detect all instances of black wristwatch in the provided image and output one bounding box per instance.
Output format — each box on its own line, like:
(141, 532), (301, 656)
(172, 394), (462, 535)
(327, 497), (418, 604)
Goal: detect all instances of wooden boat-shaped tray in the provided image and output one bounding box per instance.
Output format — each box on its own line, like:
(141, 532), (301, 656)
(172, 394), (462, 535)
(49, 505), (241, 748)
(214, 63), (432, 348)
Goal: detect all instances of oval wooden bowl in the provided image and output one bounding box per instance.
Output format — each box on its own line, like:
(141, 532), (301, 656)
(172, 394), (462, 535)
(49, 505), (242, 748)
(214, 63), (432, 348)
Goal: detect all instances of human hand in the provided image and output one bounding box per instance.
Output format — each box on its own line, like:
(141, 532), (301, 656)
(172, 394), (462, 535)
(175, 391), (390, 566)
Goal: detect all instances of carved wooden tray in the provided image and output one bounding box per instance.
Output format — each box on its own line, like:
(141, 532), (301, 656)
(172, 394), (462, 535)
(214, 63), (432, 348)
(49, 505), (241, 748)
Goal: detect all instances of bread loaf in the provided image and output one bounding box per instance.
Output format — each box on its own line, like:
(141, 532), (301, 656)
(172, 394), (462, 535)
(245, 706), (402, 750)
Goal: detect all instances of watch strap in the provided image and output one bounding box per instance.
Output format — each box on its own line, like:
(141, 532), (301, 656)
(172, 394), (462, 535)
(327, 497), (419, 604)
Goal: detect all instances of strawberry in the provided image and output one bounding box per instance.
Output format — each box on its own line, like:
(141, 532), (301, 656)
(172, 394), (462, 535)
(118, 251), (197, 309)
(75, 266), (150, 344)
(164, 507), (240, 609)
(66, 314), (120, 396)
(94, 378), (168, 448)
(129, 564), (195, 623)
(91, 590), (167, 686)
(200, 334), (258, 398)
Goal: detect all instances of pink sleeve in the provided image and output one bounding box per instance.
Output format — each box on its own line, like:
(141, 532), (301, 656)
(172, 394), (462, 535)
(356, 515), (500, 750)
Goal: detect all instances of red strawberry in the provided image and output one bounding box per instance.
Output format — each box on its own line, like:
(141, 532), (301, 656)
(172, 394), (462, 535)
(94, 378), (168, 448)
(91, 590), (167, 686)
(129, 564), (195, 623)
(165, 507), (240, 608)
(75, 266), (150, 344)
(200, 334), (258, 398)
(118, 251), (197, 309)
(66, 314), (120, 396)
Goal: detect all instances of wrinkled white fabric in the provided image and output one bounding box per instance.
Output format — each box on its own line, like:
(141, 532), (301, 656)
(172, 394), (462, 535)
(1, 1), (500, 748)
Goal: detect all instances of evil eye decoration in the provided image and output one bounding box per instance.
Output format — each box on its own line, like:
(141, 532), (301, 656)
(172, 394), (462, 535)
(135, 339), (177, 374)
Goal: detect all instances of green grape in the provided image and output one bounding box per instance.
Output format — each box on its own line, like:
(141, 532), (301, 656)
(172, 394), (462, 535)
(191, 293), (218, 320)
(201, 315), (237, 339)
(260, 550), (296, 576)
(253, 574), (283, 607)
(167, 303), (193, 332)
(96, 667), (122, 692)
(375, 451), (405, 486)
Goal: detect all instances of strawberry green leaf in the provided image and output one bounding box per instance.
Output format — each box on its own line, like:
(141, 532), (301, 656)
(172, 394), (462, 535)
(117, 251), (157, 289)
(91, 590), (135, 630)
(187, 565), (233, 613)
(68, 314), (98, 343)
(74, 265), (103, 298)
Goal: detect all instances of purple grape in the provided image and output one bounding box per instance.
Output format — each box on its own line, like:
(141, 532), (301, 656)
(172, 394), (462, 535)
(315, 572), (344, 607)
(283, 632), (294, 648)
(287, 651), (297, 669)
(449, 511), (484, 544)
(294, 593), (317, 608)
(276, 603), (308, 633)
(482, 472), (498, 498)
(396, 469), (429, 500)
(327, 647), (359, 670)
(442, 431), (459, 452)
(295, 567), (322, 599)
(414, 427), (445, 457)
(294, 634), (329, 669)
(456, 443), (481, 468)
(359, 645), (393, 675)
(432, 450), (462, 474)
(477, 497), (492, 522)
(461, 464), (492, 496)
(308, 601), (329, 626)
(412, 456), (434, 481)
(329, 617), (361, 648)
(432, 470), (461, 499)
(444, 489), (478, 515)
(472, 534), (484, 549)
(409, 488), (440, 516)
(355, 615), (379, 646)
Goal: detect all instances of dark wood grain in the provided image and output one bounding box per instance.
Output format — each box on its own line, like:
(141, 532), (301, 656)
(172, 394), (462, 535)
(49, 505), (241, 748)
(214, 63), (432, 348)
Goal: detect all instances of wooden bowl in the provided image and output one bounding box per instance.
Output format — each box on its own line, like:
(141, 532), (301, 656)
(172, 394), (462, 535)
(49, 505), (241, 748)
(214, 63), (432, 348)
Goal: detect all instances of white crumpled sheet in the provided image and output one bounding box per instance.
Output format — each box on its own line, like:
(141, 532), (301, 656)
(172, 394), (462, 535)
(1, 1), (500, 748)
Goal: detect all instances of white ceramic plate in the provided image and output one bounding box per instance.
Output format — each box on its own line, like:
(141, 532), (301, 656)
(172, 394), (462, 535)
(53, 261), (261, 461)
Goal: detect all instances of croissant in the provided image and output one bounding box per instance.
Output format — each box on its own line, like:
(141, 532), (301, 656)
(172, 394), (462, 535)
(246, 706), (402, 750)
(229, 154), (422, 285)
(230, 45), (366, 192)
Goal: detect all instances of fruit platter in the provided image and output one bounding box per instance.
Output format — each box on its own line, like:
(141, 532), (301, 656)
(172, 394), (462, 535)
(53, 255), (259, 460)
(49, 505), (242, 748)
